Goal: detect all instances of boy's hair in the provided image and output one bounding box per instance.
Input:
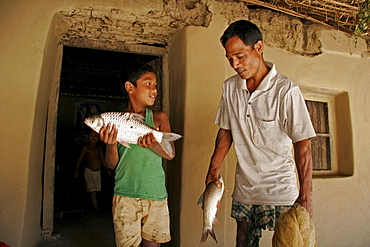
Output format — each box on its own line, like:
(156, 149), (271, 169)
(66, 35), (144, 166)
(120, 62), (157, 96)
(220, 20), (263, 48)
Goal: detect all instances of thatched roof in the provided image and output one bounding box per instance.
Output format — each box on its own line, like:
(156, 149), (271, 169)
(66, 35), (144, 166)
(237, 0), (369, 37)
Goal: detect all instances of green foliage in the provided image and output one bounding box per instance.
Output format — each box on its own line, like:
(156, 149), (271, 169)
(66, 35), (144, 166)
(354, 0), (370, 37)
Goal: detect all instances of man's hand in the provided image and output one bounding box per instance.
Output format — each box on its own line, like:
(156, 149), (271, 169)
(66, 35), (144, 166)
(206, 167), (221, 187)
(296, 198), (313, 218)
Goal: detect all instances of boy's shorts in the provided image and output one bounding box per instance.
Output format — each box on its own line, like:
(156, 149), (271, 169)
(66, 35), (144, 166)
(112, 195), (171, 247)
(84, 168), (101, 192)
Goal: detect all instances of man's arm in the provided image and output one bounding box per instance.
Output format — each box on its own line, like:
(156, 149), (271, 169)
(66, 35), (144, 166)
(293, 139), (314, 217)
(206, 128), (233, 187)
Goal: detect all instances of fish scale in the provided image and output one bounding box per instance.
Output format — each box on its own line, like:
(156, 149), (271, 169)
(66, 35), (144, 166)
(84, 111), (182, 158)
(198, 176), (224, 243)
(102, 112), (163, 145)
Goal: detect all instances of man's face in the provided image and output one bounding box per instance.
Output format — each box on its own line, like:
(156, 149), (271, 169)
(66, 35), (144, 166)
(224, 36), (263, 80)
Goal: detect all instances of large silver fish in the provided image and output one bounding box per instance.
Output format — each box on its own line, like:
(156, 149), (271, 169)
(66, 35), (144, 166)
(198, 176), (225, 243)
(84, 112), (182, 158)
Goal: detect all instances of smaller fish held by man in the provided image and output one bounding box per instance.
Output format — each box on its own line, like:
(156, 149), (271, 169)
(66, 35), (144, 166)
(84, 112), (182, 158)
(198, 176), (225, 243)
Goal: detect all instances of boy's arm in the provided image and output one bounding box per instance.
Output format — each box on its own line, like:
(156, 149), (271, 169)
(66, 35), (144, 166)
(99, 146), (113, 175)
(99, 123), (119, 169)
(74, 147), (86, 179)
(138, 110), (175, 160)
(293, 139), (314, 217)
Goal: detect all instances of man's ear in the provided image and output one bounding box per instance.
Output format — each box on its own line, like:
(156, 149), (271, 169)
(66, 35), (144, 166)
(254, 40), (264, 54)
(125, 81), (134, 94)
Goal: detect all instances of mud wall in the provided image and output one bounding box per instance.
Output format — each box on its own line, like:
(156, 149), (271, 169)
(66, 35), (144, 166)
(0, 0), (369, 247)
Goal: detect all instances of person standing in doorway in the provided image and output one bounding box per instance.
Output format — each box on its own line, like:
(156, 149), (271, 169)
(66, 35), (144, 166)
(205, 20), (316, 246)
(75, 130), (111, 213)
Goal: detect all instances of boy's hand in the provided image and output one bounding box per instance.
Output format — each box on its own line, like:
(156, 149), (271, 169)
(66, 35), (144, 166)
(137, 132), (158, 148)
(99, 123), (118, 145)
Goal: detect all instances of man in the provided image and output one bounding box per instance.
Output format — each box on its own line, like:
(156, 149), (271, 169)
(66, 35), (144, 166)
(205, 20), (316, 246)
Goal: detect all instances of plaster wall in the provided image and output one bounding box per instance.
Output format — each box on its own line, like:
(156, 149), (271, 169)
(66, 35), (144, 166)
(169, 11), (370, 247)
(0, 0), (369, 247)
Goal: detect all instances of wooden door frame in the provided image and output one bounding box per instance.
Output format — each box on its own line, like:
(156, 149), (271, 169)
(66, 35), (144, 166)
(42, 40), (169, 239)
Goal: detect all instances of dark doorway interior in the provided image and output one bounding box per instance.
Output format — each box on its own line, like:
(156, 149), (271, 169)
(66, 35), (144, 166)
(52, 46), (162, 245)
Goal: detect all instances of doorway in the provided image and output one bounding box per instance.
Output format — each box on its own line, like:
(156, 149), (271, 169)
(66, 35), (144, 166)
(42, 44), (168, 242)
(55, 46), (162, 216)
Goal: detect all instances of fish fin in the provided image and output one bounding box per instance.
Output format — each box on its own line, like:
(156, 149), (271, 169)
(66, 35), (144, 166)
(197, 192), (204, 208)
(213, 216), (221, 225)
(162, 132), (182, 142)
(217, 200), (221, 209)
(159, 132), (182, 158)
(129, 113), (145, 123)
(118, 141), (131, 148)
(201, 229), (218, 243)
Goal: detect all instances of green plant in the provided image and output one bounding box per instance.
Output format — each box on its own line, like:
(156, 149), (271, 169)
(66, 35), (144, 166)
(354, 0), (370, 37)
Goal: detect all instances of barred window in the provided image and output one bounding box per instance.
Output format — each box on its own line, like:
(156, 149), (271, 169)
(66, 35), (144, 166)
(306, 100), (331, 170)
(301, 87), (354, 177)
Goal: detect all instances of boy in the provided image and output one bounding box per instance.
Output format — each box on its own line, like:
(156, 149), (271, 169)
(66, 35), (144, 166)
(99, 62), (175, 247)
(75, 130), (111, 213)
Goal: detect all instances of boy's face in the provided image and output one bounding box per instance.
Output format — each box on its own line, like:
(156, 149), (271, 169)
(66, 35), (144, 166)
(129, 71), (157, 106)
(88, 132), (99, 143)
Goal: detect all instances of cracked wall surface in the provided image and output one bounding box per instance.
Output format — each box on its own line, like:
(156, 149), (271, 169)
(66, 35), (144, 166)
(56, 0), (369, 57)
(56, 0), (328, 56)
(57, 0), (212, 48)
(249, 9), (323, 56)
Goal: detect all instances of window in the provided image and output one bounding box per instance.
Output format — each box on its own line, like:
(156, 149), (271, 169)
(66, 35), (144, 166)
(301, 86), (354, 177)
(306, 100), (331, 170)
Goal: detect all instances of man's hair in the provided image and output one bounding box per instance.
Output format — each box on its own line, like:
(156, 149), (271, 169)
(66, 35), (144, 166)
(220, 20), (263, 48)
(119, 62), (156, 96)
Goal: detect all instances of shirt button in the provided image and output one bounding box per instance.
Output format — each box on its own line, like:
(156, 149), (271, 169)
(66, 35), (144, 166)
(248, 102), (251, 105)
(247, 114), (250, 117)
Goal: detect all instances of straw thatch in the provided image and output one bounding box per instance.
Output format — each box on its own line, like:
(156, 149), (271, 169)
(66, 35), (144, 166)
(237, 0), (369, 36)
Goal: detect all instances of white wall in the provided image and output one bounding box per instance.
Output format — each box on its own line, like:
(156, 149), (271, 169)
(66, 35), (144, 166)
(170, 12), (370, 247)
(0, 0), (369, 246)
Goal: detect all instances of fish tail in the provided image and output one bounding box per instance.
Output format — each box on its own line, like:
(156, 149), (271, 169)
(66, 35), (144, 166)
(201, 229), (218, 243)
(159, 133), (182, 158)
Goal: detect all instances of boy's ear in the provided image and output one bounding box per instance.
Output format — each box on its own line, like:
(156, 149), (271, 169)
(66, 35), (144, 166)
(125, 81), (134, 94)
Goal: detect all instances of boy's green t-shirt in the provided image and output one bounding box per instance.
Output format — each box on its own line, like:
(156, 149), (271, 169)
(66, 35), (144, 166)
(114, 108), (167, 201)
